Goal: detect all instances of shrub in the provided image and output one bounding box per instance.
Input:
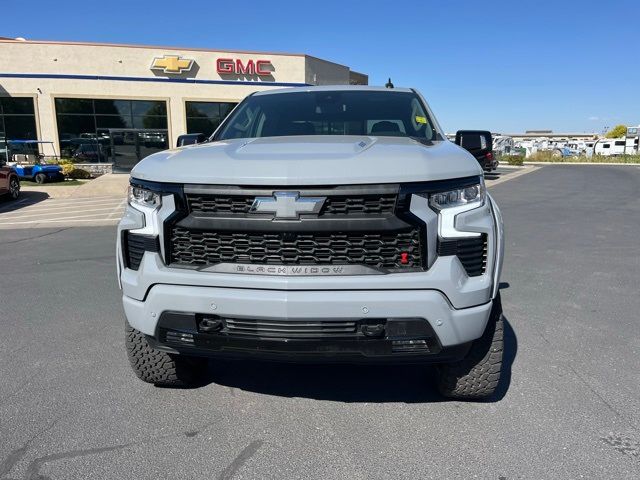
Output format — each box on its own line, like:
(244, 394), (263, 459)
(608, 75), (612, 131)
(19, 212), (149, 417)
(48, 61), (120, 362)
(65, 166), (92, 179)
(528, 151), (559, 162)
(60, 163), (76, 176)
(502, 155), (524, 166)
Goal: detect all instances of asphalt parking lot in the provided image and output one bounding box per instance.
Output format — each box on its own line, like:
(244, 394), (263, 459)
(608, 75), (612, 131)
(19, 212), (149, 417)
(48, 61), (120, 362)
(1, 165), (639, 479)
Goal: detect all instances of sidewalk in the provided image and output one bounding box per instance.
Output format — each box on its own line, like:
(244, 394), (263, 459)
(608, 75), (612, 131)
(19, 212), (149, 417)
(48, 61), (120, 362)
(20, 173), (130, 199)
(70, 173), (129, 198)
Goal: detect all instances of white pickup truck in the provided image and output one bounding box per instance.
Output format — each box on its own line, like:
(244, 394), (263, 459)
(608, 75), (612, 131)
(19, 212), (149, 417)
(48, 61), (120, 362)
(117, 86), (505, 399)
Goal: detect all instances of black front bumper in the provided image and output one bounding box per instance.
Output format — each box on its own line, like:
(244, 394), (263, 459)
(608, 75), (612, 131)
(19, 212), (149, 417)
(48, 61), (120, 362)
(149, 311), (471, 364)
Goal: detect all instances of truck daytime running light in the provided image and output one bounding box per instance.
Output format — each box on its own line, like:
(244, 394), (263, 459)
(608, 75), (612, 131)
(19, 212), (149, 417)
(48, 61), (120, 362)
(429, 181), (485, 210)
(128, 185), (162, 210)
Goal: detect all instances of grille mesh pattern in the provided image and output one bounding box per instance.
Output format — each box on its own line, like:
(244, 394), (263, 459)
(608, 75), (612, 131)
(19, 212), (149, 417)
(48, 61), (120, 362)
(188, 195), (253, 214)
(186, 194), (397, 216)
(169, 227), (423, 269)
(320, 195), (396, 215)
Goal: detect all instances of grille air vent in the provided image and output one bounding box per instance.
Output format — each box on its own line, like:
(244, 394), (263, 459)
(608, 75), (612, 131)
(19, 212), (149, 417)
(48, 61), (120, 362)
(124, 233), (159, 271)
(437, 235), (487, 277)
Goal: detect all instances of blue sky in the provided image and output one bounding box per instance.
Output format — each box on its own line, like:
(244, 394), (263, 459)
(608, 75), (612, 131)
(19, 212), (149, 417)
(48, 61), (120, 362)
(3, 0), (639, 133)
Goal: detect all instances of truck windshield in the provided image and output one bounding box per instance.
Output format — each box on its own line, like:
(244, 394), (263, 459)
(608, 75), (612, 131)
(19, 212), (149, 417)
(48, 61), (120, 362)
(214, 90), (441, 142)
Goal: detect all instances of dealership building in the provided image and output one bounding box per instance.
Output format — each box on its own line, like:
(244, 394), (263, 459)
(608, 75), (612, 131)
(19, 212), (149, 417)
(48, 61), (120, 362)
(0, 37), (367, 170)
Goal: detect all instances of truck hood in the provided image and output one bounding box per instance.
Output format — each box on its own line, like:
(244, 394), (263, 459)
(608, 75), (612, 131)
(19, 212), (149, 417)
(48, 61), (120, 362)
(131, 136), (482, 185)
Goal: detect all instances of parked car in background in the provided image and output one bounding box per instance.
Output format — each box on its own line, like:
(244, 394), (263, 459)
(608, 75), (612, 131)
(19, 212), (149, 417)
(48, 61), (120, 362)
(455, 130), (498, 171)
(73, 143), (110, 163)
(0, 155), (20, 200)
(492, 135), (515, 156)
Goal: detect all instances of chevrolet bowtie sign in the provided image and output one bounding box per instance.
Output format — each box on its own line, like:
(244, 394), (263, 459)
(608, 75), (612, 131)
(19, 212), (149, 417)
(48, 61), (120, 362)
(250, 192), (326, 219)
(150, 55), (194, 74)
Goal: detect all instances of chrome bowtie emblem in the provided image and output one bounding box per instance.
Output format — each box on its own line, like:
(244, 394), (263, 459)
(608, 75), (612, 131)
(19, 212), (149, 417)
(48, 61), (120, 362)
(250, 192), (326, 219)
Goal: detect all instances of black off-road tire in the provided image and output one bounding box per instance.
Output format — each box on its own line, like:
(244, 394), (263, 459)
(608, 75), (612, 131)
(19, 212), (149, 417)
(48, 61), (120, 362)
(436, 295), (504, 399)
(125, 323), (206, 387)
(9, 176), (20, 200)
(34, 173), (47, 184)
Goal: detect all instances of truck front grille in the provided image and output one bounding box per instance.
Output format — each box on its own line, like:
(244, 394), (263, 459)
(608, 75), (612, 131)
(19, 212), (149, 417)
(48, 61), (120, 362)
(169, 227), (423, 270)
(186, 193), (397, 216)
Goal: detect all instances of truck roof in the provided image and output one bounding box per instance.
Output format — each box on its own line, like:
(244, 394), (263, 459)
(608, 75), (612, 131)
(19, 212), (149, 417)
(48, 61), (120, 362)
(253, 85), (415, 96)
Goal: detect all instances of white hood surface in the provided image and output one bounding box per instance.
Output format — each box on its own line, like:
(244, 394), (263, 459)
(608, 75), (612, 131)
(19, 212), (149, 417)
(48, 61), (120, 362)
(131, 136), (482, 185)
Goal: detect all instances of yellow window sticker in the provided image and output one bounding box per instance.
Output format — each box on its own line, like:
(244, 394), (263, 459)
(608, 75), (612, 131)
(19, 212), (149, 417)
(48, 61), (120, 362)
(415, 116), (427, 124)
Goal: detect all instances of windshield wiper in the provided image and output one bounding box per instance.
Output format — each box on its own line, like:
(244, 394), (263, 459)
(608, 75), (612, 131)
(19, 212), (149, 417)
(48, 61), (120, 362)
(409, 136), (434, 146)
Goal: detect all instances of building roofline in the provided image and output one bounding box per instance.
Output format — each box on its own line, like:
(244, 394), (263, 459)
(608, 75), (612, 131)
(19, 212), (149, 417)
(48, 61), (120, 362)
(0, 37), (307, 58)
(303, 54), (348, 69)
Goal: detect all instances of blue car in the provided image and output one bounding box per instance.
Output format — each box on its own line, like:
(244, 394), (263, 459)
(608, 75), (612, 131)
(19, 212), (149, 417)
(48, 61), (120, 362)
(8, 140), (65, 184)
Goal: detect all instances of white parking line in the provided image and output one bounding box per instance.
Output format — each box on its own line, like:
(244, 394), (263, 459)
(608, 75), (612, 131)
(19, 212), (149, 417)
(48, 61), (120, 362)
(0, 211), (125, 225)
(30, 195), (124, 203)
(0, 217), (123, 226)
(0, 205), (125, 220)
(12, 197), (124, 208)
(0, 195), (126, 228)
(108, 199), (128, 219)
(486, 166), (540, 187)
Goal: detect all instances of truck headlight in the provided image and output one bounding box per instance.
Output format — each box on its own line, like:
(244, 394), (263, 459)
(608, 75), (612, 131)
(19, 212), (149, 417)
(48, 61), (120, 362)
(128, 185), (161, 210)
(429, 179), (485, 211)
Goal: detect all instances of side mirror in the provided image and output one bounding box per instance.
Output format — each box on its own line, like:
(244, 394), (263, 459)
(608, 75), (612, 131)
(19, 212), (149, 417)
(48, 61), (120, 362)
(176, 133), (207, 147)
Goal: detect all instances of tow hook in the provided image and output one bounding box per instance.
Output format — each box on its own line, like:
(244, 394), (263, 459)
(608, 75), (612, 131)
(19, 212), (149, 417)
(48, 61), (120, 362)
(199, 317), (223, 333)
(361, 322), (385, 337)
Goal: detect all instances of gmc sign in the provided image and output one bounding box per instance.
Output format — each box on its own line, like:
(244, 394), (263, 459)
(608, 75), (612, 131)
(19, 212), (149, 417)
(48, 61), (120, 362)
(216, 58), (273, 76)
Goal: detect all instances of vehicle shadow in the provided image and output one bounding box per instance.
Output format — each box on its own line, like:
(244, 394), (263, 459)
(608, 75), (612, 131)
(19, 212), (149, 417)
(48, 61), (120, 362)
(199, 316), (517, 403)
(0, 191), (49, 213)
(484, 170), (503, 181)
(493, 314), (517, 401)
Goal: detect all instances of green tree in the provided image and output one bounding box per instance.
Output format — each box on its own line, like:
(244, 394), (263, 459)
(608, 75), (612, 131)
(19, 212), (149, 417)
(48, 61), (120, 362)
(605, 124), (627, 138)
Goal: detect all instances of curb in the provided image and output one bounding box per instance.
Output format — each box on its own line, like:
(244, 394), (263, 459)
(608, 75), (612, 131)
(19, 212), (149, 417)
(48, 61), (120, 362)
(495, 164), (527, 170)
(523, 161), (640, 166)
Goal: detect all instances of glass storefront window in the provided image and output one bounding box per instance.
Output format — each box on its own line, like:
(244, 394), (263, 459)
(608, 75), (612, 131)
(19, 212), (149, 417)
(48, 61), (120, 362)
(132, 101), (167, 116)
(0, 97), (38, 142)
(133, 116), (167, 130)
(94, 100), (131, 116)
(95, 114), (131, 130)
(54, 98), (168, 162)
(186, 101), (237, 137)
